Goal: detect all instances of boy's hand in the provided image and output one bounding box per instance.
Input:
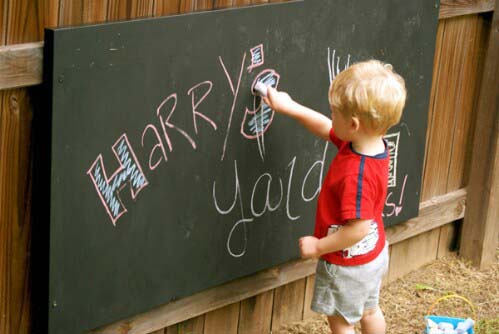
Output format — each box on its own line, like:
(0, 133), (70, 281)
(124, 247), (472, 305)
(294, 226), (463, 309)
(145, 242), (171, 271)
(299, 236), (320, 259)
(263, 87), (296, 115)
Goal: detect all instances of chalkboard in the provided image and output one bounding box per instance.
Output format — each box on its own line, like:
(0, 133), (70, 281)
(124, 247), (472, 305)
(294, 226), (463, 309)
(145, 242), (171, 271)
(42, 1), (439, 333)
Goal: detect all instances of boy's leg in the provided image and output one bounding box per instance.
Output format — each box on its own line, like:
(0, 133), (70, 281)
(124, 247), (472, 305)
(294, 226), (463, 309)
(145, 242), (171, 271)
(327, 314), (355, 334)
(359, 306), (386, 334)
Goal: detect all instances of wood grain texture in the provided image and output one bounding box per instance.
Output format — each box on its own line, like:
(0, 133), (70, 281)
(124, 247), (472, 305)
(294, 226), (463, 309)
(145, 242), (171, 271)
(440, 0), (495, 19)
(422, 21), (445, 196)
(0, 42), (43, 90)
(82, 0), (108, 23)
(165, 316), (204, 334)
(1, 0), (6, 44)
(107, 0), (154, 20)
(5, 0), (43, 43)
(446, 15), (488, 192)
(43, 0), (60, 28)
(388, 228), (441, 281)
(0, 88), (33, 334)
(386, 188), (466, 245)
(422, 17), (482, 200)
(238, 290), (273, 334)
(204, 303), (240, 334)
(178, 0), (195, 13)
(460, 8), (499, 269)
(213, 0), (233, 9)
(154, 0), (180, 16)
(302, 275), (317, 320)
(0, 0), (56, 333)
(271, 278), (306, 331)
(59, 0), (83, 25)
(233, 0), (252, 6)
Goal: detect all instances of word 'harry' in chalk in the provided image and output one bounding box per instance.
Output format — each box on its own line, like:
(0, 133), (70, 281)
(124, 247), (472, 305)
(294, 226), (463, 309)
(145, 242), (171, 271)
(253, 82), (269, 97)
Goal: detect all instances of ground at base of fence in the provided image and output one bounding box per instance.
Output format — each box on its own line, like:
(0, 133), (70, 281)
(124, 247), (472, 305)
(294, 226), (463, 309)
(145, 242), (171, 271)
(274, 250), (499, 334)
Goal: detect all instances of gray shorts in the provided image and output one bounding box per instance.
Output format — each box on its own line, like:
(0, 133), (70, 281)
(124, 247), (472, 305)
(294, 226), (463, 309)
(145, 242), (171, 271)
(311, 244), (389, 324)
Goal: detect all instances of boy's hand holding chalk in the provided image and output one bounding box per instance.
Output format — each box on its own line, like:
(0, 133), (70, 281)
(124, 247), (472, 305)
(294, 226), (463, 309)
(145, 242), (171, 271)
(253, 81), (269, 97)
(260, 85), (299, 118)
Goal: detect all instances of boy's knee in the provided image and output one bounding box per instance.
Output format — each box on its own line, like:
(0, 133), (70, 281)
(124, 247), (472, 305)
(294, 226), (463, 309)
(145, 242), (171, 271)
(362, 306), (382, 318)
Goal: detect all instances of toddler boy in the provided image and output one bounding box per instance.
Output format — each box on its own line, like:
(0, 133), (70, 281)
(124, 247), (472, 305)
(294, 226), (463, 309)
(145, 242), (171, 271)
(263, 60), (406, 334)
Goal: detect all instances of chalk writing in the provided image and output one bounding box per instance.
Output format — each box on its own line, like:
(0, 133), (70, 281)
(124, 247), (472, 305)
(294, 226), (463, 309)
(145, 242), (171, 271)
(242, 69), (280, 160)
(384, 174), (408, 217)
(213, 141), (328, 257)
(247, 44), (264, 72)
(87, 134), (149, 225)
(384, 132), (400, 188)
(188, 81), (217, 134)
(327, 47), (351, 83)
(219, 53), (246, 161)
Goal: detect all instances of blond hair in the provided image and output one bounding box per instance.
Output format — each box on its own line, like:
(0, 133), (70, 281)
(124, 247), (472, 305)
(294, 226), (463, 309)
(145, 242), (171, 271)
(328, 60), (406, 134)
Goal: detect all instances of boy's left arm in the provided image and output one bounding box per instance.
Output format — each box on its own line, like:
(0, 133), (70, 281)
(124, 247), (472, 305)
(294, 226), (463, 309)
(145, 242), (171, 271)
(299, 219), (371, 259)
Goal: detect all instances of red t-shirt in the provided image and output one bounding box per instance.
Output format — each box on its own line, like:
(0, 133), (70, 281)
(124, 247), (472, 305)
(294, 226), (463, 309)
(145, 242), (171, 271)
(314, 128), (388, 266)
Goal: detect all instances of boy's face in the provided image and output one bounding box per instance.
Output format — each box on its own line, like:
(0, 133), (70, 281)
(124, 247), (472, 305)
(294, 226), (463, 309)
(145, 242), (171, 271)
(330, 106), (353, 141)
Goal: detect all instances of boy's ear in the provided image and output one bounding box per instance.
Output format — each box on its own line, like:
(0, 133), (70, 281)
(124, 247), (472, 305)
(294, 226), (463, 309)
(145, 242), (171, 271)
(350, 116), (360, 132)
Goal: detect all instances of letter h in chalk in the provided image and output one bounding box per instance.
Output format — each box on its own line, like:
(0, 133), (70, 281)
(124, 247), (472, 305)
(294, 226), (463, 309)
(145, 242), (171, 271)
(87, 134), (149, 225)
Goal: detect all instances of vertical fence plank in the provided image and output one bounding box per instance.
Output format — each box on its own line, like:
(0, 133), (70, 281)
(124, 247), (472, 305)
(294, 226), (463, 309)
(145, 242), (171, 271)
(204, 303), (240, 334)
(154, 0), (180, 15)
(107, 0), (127, 20)
(107, 0), (154, 21)
(388, 229), (440, 282)
(165, 316), (204, 334)
(82, 0), (108, 23)
(5, 1), (44, 43)
(421, 20), (445, 201)
(130, 0), (154, 18)
(59, 0), (83, 25)
(302, 275), (317, 320)
(233, 0), (252, 6)
(213, 0), (232, 9)
(446, 15), (484, 192)
(179, 0), (195, 13)
(461, 9), (499, 269)
(446, 14), (489, 192)
(238, 290), (273, 334)
(1, 0), (6, 44)
(271, 278), (306, 331)
(0, 0), (57, 332)
(44, 0), (61, 28)
(421, 18), (463, 200)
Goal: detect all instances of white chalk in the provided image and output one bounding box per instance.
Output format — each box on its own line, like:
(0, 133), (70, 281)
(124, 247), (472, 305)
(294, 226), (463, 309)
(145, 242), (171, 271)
(427, 318), (439, 329)
(456, 318), (475, 333)
(438, 322), (455, 330)
(253, 82), (269, 97)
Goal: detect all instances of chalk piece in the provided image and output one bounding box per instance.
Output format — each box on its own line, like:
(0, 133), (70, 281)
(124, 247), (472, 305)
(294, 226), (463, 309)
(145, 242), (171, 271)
(253, 82), (268, 97)
(438, 322), (455, 330)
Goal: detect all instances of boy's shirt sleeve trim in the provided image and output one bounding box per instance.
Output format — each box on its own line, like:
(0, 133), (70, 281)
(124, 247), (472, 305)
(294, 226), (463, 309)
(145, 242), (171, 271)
(356, 156), (366, 219)
(339, 164), (376, 222)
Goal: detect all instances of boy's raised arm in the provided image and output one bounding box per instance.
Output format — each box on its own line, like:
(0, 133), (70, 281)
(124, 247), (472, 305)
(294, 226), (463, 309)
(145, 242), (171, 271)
(263, 87), (331, 141)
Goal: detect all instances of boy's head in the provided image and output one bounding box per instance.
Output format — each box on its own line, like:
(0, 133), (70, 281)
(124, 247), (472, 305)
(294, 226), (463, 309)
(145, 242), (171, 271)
(328, 60), (406, 135)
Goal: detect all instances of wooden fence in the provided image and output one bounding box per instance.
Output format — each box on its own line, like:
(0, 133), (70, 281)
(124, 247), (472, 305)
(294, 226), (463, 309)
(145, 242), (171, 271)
(0, 1), (497, 333)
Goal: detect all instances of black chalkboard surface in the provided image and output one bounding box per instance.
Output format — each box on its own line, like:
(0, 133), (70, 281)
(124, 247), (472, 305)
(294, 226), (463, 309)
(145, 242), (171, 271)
(42, 1), (439, 333)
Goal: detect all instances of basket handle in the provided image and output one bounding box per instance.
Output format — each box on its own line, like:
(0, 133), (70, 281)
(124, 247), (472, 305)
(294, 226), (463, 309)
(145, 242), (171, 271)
(427, 294), (477, 320)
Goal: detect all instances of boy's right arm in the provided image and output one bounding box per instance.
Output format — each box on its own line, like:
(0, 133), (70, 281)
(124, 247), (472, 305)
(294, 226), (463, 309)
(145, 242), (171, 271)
(263, 87), (331, 141)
